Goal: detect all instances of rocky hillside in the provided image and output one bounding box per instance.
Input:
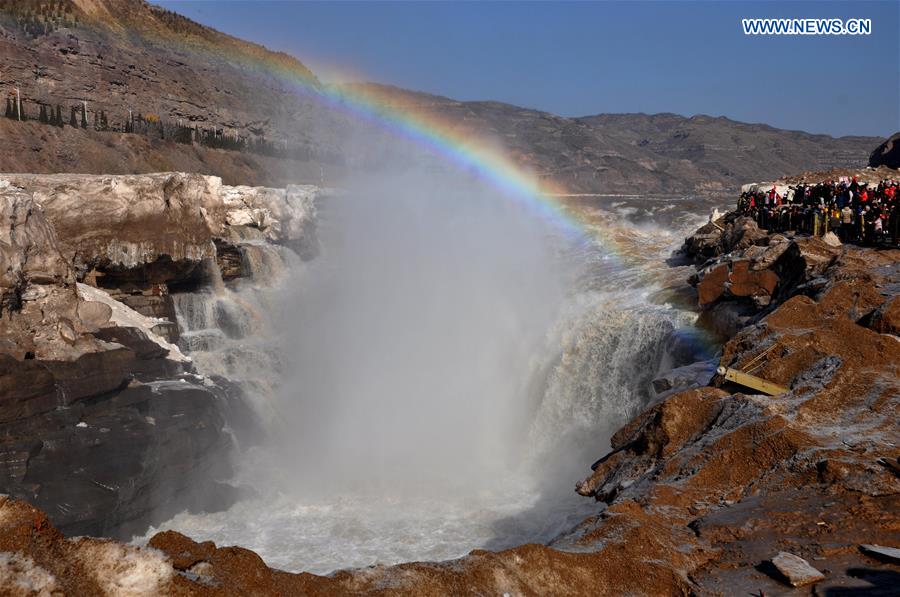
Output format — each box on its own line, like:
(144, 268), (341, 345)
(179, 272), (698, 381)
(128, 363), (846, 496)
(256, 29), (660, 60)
(348, 84), (882, 195)
(0, 119), (329, 188)
(0, 172), (319, 538)
(0, 0), (351, 186)
(0, 0), (327, 141)
(0, 1), (884, 194)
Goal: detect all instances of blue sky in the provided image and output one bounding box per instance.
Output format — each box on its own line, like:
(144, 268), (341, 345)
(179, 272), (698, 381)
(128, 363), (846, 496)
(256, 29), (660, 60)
(152, 1), (899, 138)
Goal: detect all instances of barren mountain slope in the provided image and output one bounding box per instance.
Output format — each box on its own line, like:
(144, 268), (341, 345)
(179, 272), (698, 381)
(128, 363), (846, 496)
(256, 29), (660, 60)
(343, 83), (882, 194)
(0, 1), (885, 194)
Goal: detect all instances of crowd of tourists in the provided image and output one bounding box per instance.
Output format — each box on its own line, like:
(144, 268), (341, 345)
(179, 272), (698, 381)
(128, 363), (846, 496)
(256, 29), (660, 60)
(737, 177), (900, 246)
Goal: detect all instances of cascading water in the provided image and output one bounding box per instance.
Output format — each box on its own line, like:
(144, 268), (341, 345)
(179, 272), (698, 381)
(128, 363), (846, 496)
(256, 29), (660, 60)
(170, 242), (301, 426)
(141, 167), (721, 575)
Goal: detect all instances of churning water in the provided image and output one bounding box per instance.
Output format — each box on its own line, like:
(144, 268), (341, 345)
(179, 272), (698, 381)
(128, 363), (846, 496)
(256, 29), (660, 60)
(141, 170), (722, 575)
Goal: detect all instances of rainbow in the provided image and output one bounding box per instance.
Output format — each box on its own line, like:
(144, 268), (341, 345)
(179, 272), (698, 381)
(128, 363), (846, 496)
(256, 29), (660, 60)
(325, 83), (588, 240)
(140, 29), (732, 362)
(138, 12), (728, 379)
(144, 21), (592, 241)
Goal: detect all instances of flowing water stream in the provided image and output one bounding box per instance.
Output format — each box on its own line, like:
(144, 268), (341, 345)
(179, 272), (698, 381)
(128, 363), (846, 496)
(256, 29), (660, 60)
(140, 172), (725, 575)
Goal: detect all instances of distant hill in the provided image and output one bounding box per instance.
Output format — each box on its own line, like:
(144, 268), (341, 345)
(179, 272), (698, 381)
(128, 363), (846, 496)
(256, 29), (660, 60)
(342, 84), (882, 195)
(0, 0), (887, 193)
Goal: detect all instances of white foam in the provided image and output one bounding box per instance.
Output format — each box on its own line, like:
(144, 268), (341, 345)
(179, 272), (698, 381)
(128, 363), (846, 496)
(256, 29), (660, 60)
(140, 466), (597, 575)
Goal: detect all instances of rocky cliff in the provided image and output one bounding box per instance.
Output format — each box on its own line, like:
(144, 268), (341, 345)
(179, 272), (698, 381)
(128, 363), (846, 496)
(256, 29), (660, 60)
(0, 172), (319, 539)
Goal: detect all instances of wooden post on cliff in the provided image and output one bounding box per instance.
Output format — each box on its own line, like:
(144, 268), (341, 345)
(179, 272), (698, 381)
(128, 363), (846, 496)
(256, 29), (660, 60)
(15, 87), (21, 121)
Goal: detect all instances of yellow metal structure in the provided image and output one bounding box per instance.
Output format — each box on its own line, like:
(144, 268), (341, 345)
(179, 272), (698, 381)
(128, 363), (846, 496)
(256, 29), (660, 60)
(716, 366), (789, 396)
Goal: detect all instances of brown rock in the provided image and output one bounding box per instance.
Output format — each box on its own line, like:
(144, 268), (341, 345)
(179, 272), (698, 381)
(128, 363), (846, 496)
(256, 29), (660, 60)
(723, 217), (768, 251)
(76, 300), (113, 330)
(860, 544), (900, 564)
(148, 530), (216, 570)
(869, 296), (900, 335)
(750, 239), (790, 271)
(728, 261), (778, 306)
(696, 259), (779, 309)
(771, 552), (825, 587)
(698, 264), (729, 306)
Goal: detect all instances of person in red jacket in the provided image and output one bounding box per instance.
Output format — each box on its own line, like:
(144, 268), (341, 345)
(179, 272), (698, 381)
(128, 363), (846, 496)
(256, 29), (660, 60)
(768, 185), (782, 209)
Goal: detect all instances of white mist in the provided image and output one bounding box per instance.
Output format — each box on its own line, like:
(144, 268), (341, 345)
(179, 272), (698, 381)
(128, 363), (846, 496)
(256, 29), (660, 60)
(273, 166), (571, 498)
(140, 150), (707, 574)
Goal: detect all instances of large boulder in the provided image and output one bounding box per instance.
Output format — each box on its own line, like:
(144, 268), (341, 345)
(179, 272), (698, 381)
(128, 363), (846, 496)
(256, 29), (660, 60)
(683, 221), (724, 260)
(869, 296), (900, 336)
(772, 236), (842, 298)
(682, 216), (769, 263)
(695, 259), (779, 309)
(691, 234), (842, 313)
(721, 216), (769, 252)
(868, 132), (900, 169)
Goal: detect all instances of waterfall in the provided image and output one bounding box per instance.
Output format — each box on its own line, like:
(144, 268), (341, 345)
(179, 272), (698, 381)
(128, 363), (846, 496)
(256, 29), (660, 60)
(170, 242), (301, 427)
(142, 175), (713, 575)
(524, 292), (697, 476)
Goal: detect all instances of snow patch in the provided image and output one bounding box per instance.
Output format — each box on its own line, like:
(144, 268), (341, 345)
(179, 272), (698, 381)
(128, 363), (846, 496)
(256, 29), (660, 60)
(74, 541), (173, 596)
(220, 183), (318, 243)
(76, 283), (189, 363)
(0, 552), (59, 596)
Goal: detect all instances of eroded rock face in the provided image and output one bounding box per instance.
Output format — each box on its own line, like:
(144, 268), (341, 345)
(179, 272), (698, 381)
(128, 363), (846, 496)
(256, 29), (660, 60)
(0, 186), (224, 537)
(3, 173), (223, 274)
(2, 173), (319, 274)
(685, 211), (849, 322)
(0, 173), (320, 538)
